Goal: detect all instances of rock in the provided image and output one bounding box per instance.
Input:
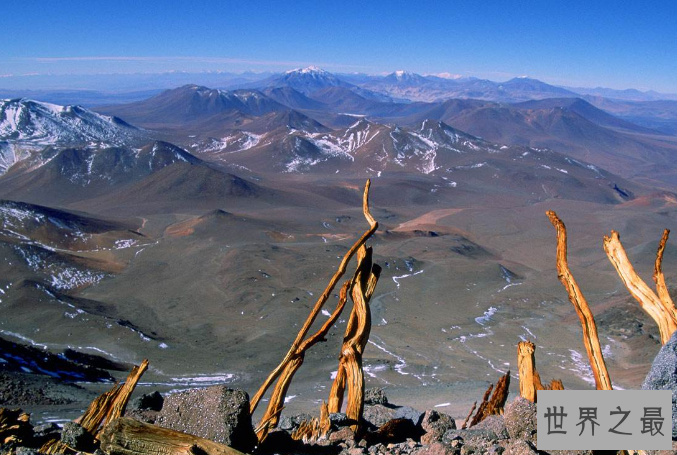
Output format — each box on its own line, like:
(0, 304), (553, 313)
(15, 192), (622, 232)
(444, 427), (499, 453)
(365, 388), (389, 405)
(502, 439), (538, 455)
(15, 449), (41, 455)
(60, 422), (94, 452)
(412, 442), (456, 455)
(131, 390), (164, 411)
(363, 404), (424, 429)
(642, 330), (677, 439)
(329, 427), (356, 444)
(472, 415), (509, 439)
(278, 413), (312, 431)
(330, 412), (353, 428)
(33, 422), (59, 436)
(420, 409), (457, 444)
(503, 397), (537, 444)
(156, 386), (255, 452)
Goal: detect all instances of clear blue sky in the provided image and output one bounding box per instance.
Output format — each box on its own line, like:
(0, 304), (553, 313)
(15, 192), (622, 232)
(2, 0), (676, 92)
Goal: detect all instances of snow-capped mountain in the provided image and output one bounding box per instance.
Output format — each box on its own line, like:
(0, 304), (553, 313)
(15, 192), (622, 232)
(257, 66), (392, 102)
(383, 70), (431, 86)
(0, 140), (262, 207)
(190, 117), (638, 205)
(0, 99), (146, 174)
(96, 85), (287, 126)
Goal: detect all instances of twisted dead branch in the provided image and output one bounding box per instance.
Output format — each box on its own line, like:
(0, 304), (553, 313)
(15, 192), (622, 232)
(252, 180), (379, 442)
(517, 341), (564, 402)
(603, 229), (677, 344)
(327, 246), (381, 433)
(460, 402), (477, 430)
(547, 211), (612, 390)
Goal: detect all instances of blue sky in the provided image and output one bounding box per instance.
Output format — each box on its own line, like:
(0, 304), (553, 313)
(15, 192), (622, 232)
(2, 0), (676, 91)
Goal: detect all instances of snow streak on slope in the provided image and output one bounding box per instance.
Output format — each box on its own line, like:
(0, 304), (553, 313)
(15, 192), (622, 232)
(0, 99), (144, 174)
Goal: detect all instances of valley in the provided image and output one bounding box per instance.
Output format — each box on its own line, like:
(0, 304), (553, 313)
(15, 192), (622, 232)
(1, 66), (676, 426)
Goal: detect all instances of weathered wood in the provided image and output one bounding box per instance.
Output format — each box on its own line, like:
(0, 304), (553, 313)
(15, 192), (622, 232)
(517, 341), (538, 402)
(326, 246), (381, 434)
(250, 180), (378, 415)
(255, 277), (353, 441)
(461, 402), (477, 430)
(654, 230), (675, 320)
(517, 341), (564, 402)
(549, 379), (565, 390)
(289, 401), (330, 443)
(99, 417), (245, 455)
(484, 370), (510, 417)
(41, 360), (149, 454)
(0, 408), (31, 446)
(547, 211), (613, 390)
(604, 229), (677, 344)
(468, 383), (494, 428)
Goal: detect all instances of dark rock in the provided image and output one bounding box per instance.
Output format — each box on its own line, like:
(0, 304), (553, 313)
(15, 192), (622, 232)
(33, 422), (60, 438)
(366, 418), (422, 445)
(472, 415), (509, 439)
(642, 330), (677, 439)
(503, 397), (537, 444)
(131, 390), (164, 411)
(60, 422), (94, 452)
(255, 429), (299, 454)
(278, 412), (313, 431)
(156, 386), (256, 452)
(329, 427), (356, 444)
(363, 404), (423, 429)
(364, 388), (388, 405)
(420, 409), (456, 444)
(330, 412), (353, 428)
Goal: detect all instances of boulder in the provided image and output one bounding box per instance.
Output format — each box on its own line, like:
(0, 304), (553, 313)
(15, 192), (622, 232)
(156, 386), (256, 452)
(329, 427), (356, 445)
(642, 330), (677, 439)
(420, 409), (456, 444)
(330, 412), (354, 428)
(472, 415), (509, 440)
(363, 404), (423, 429)
(60, 422), (94, 452)
(365, 388), (389, 405)
(503, 397), (537, 444)
(278, 413), (313, 431)
(131, 390), (164, 411)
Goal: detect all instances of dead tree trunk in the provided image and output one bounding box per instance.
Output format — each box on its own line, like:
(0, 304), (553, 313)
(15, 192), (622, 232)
(99, 417), (245, 455)
(327, 246), (381, 434)
(252, 180), (379, 442)
(547, 211), (612, 390)
(603, 229), (677, 344)
(466, 370), (511, 427)
(517, 341), (564, 402)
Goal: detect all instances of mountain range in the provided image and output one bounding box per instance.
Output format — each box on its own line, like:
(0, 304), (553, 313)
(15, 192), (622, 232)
(2, 66), (677, 419)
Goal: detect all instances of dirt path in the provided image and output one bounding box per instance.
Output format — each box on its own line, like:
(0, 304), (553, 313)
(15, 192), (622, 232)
(394, 208), (465, 231)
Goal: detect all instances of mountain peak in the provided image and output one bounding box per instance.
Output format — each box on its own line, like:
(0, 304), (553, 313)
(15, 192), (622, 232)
(285, 66), (328, 75)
